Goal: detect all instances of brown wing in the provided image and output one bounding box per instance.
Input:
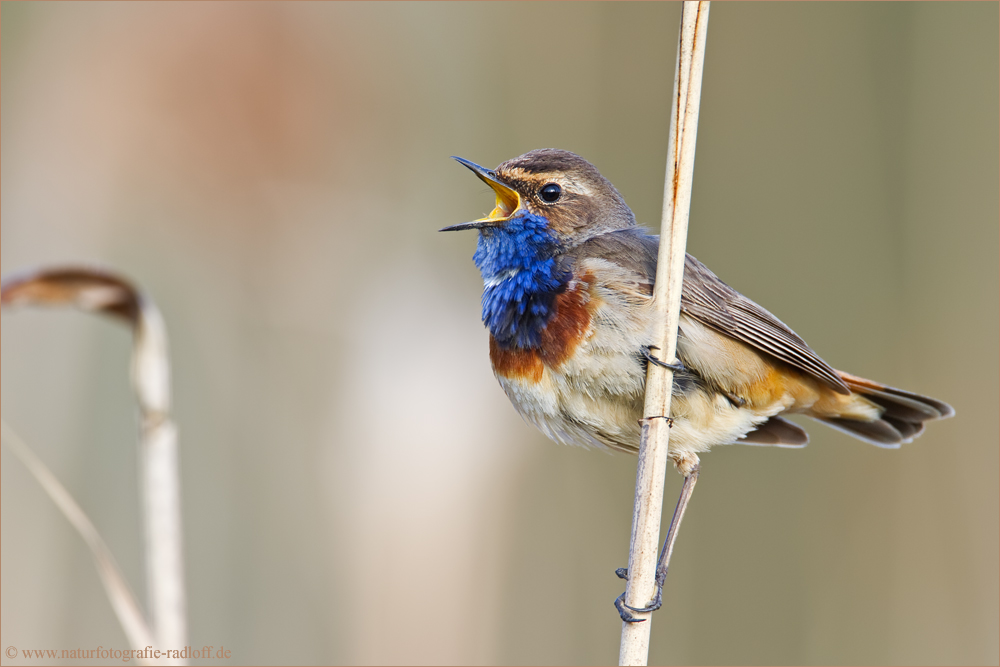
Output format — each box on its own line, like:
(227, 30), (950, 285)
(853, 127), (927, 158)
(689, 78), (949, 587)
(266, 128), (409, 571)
(681, 253), (850, 394)
(568, 229), (850, 395)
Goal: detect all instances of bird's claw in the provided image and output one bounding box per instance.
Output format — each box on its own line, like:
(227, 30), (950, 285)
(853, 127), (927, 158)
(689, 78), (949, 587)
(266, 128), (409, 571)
(615, 568), (645, 622)
(614, 567), (664, 621)
(643, 345), (685, 372)
(614, 592), (646, 623)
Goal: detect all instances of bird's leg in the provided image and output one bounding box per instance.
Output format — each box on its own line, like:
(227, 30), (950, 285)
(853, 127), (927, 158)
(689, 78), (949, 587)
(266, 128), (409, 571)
(626, 462), (700, 614)
(642, 345), (686, 373)
(616, 460), (701, 623)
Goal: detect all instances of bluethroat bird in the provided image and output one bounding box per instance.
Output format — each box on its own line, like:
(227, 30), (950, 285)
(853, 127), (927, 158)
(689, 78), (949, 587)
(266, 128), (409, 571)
(441, 148), (954, 622)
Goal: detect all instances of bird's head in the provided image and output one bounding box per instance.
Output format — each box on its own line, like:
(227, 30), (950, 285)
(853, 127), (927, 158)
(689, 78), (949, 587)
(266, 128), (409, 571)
(440, 149), (636, 244)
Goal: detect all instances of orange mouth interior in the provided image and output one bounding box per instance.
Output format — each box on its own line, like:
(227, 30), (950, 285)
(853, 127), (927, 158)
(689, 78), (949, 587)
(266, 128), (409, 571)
(478, 180), (520, 222)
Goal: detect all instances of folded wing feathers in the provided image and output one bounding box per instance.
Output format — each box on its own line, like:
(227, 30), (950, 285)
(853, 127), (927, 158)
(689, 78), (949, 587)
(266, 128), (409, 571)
(681, 255), (851, 394)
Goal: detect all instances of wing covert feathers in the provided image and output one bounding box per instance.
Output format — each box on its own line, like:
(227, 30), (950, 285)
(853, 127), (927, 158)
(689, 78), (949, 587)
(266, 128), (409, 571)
(680, 254), (852, 394)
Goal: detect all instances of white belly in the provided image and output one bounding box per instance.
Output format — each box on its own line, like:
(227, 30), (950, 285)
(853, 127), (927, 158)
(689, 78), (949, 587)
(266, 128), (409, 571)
(496, 350), (778, 457)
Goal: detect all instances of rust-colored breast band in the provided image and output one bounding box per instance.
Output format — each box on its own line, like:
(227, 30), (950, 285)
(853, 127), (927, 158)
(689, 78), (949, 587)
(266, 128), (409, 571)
(490, 337), (544, 382)
(538, 273), (594, 368)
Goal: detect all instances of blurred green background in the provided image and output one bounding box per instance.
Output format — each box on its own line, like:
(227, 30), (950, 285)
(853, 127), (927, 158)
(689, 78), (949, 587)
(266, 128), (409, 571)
(2, 2), (997, 665)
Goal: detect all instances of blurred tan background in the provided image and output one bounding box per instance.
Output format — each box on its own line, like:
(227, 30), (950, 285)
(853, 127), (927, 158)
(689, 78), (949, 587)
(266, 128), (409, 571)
(2, 3), (997, 665)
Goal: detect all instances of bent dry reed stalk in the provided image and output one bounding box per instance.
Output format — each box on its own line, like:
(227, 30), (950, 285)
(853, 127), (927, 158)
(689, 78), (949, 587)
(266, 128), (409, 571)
(1, 267), (187, 666)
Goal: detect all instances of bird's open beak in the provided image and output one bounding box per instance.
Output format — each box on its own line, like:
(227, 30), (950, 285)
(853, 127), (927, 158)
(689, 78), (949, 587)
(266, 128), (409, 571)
(440, 156), (522, 232)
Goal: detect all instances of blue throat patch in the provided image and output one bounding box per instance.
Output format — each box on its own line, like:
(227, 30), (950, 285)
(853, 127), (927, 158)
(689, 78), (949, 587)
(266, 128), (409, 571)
(473, 212), (570, 349)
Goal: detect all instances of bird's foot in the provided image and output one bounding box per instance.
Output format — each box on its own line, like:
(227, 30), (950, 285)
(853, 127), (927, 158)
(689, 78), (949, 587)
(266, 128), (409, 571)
(614, 465), (700, 623)
(613, 569), (665, 623)
(642, 345), (685, 372)
(624, 581), (664, 615)
(615, 569), (642, 622)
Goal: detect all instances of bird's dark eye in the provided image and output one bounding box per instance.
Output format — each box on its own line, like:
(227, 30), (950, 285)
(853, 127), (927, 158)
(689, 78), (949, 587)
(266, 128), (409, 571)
(539, 183), (562, 203)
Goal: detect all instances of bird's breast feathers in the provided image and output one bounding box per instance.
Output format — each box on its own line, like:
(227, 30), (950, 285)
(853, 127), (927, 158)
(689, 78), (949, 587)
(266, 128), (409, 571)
(488, 267), (646, 453)
(487, 256), (814, 455)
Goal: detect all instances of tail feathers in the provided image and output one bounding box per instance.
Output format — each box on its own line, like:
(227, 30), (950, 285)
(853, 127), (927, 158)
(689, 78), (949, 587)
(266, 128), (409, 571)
(839, 372), (954, 420)
(819, 371), (954, 448)
(821, 417), (910, 448)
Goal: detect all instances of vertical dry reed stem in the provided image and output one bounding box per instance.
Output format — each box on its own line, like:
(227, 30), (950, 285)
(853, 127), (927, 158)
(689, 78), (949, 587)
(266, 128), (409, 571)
(619, 3), (710, 664)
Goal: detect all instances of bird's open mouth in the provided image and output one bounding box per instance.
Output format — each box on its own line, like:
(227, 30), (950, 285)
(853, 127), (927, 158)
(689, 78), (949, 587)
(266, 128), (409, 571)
(440, 156), (522, 232)
(486, 184), (519, 221)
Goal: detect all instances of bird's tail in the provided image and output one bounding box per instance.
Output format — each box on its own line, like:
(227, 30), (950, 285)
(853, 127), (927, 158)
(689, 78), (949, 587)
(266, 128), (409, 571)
(815, 371), (954, 448)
